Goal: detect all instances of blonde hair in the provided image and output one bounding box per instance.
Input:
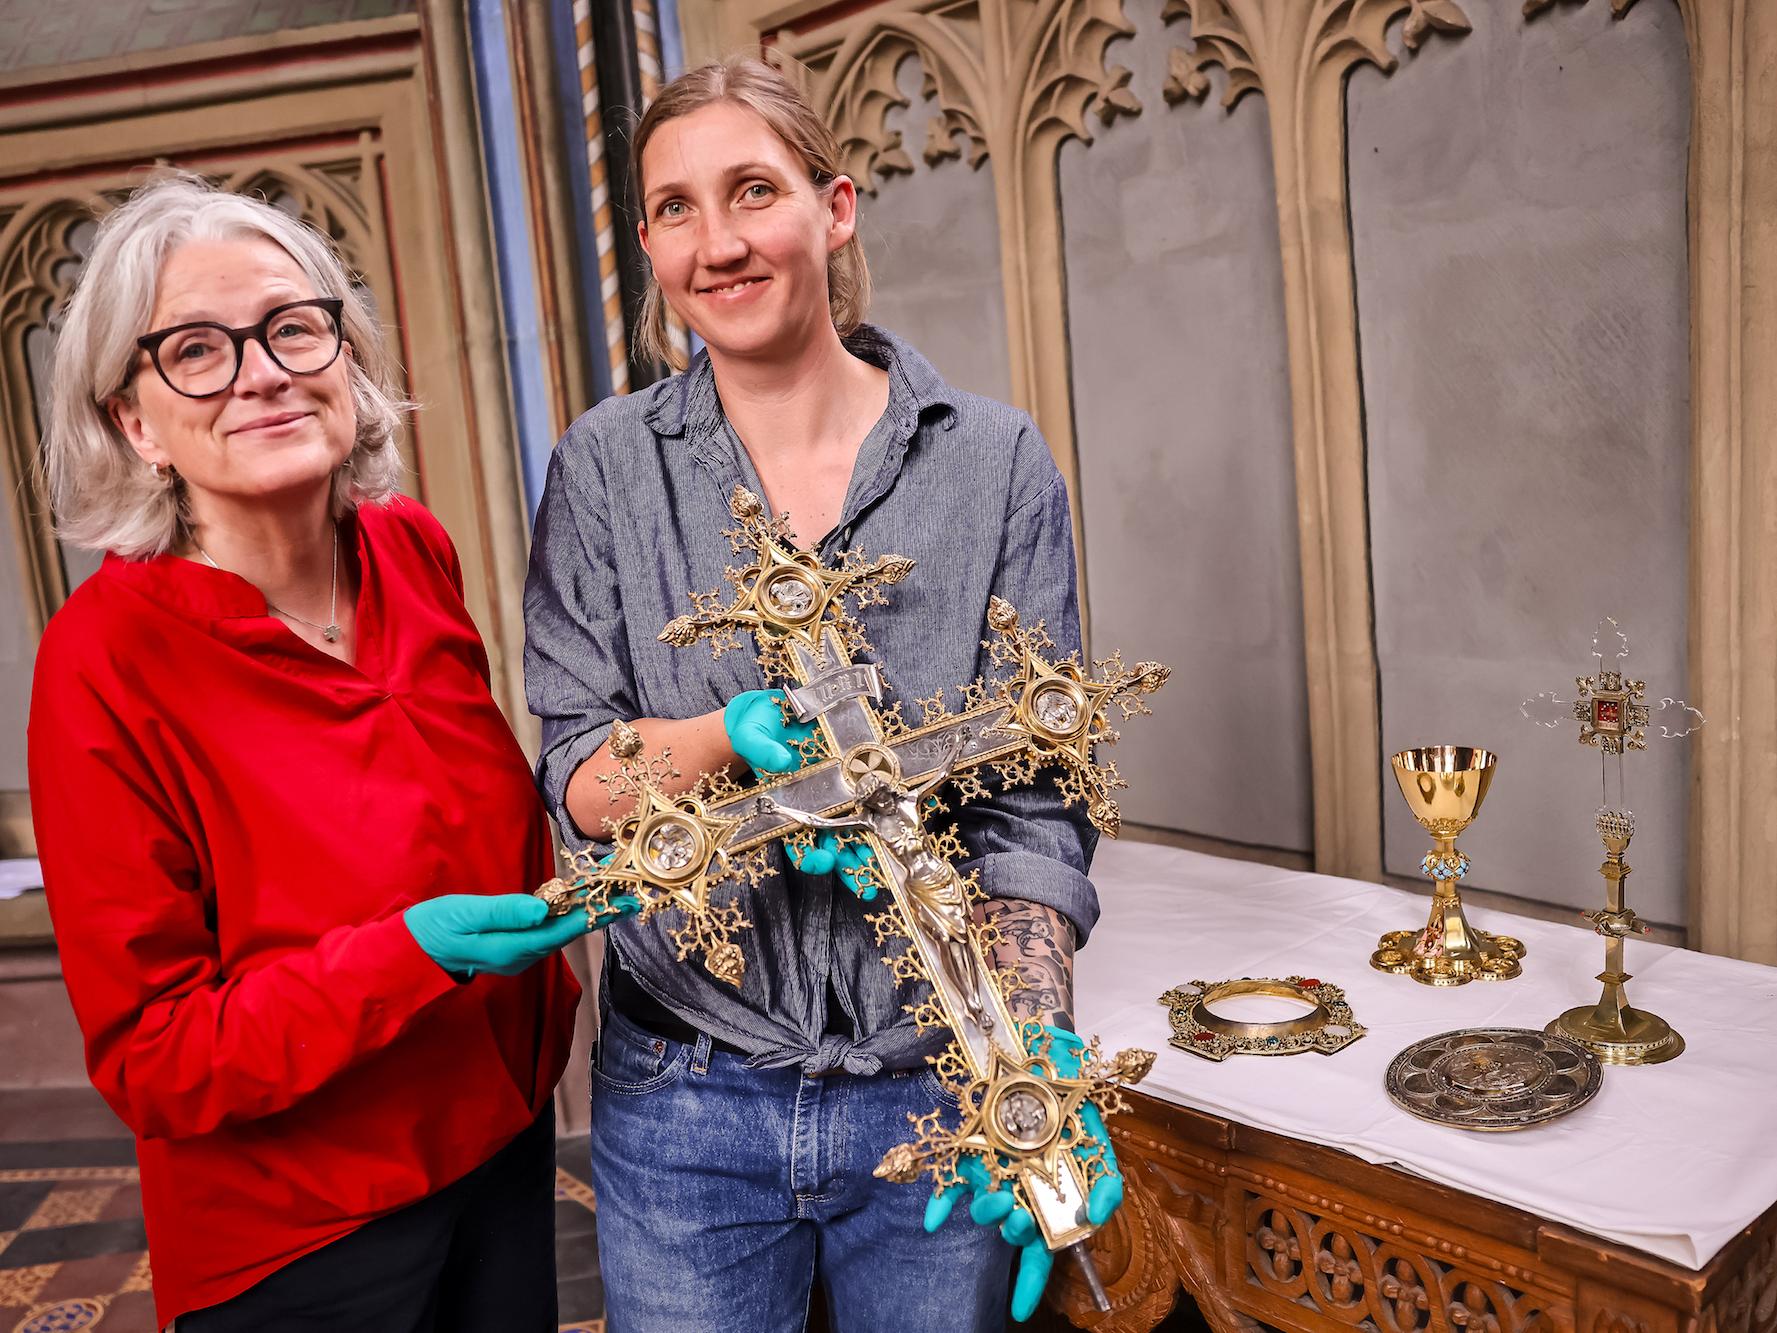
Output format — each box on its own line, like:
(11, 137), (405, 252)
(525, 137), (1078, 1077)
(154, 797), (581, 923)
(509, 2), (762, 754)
(44, 170), (410, 558)
(631, 56), (871, 371)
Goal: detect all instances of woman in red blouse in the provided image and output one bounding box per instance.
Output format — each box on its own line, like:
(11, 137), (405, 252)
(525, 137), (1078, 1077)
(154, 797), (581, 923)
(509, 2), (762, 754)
(26, 172), (632, 1331)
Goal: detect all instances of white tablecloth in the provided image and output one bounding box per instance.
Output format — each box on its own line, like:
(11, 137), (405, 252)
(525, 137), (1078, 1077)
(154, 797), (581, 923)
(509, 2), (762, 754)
(1076, 841), (1777, 1270)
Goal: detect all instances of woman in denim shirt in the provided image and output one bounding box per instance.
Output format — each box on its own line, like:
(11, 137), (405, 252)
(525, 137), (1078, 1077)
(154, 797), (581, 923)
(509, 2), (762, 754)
(524, 56), (1122, 1331)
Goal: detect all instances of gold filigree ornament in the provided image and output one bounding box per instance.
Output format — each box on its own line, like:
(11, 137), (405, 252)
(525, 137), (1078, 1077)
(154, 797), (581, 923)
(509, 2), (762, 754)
(533, 485), (1170, 1290)
(1572, 669), (1650, 755)
(875, 1021), (1153, 1203)
(985, 598), (1168, 837)
(657, 484), (915, 683)
(532, 721), (768, 985)
(1159, 977), (1365, 1062)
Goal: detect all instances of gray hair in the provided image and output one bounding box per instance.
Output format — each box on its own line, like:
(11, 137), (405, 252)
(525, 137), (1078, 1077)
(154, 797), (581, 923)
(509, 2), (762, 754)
(44, 170), (410, 557)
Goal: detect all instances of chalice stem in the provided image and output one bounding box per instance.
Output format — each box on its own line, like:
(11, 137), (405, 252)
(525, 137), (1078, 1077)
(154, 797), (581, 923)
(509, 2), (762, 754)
(1420, 837), (1483, 961)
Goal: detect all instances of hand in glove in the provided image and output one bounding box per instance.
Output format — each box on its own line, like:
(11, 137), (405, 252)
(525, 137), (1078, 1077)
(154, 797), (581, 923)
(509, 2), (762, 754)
(405, 891), (639, 980)
(724, 689), (878, 896)
(922, 1025), (1125, 1321)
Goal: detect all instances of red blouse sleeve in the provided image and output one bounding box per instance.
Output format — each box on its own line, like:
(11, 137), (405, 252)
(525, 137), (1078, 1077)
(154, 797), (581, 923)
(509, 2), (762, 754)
(28, 632), (459, 1141)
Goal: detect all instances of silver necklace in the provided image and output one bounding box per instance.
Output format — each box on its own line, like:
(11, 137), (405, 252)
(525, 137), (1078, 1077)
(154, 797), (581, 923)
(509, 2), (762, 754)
(197, 524), (342, 643)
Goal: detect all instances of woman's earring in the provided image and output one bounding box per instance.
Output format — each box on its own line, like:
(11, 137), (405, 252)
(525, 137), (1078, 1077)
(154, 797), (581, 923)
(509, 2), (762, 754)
(151, 463), (160, 479)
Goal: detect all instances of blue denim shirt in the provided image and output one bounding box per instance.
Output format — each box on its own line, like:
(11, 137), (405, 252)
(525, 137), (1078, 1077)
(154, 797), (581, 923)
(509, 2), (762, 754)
(524, 326), (1097, 1076)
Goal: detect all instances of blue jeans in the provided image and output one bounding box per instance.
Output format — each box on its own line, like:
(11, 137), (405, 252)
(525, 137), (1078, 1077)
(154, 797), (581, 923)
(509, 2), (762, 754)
(589, 1009), (1011, 1332)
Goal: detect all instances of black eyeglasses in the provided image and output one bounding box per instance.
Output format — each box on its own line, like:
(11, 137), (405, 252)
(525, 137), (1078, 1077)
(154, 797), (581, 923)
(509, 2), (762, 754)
(135, 298), (345, 399)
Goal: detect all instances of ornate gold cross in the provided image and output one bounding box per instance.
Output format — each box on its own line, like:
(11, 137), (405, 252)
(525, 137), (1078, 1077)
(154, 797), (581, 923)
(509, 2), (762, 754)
(536, 485), (1165, 1265)
(1522, 617), (1702, 1065)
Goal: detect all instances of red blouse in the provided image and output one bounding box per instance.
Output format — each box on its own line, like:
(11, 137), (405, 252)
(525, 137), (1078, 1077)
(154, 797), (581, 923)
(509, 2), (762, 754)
(27, 498), (578, 1326)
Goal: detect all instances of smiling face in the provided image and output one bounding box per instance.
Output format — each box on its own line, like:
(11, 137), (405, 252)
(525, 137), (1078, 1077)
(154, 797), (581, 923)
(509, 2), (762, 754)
(110, 234), (356, 523)
(638, 100), (858, 363)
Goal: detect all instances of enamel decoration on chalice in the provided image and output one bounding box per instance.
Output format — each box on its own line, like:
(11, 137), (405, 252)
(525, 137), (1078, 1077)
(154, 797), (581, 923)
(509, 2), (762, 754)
(533, 486), (1168, 1300)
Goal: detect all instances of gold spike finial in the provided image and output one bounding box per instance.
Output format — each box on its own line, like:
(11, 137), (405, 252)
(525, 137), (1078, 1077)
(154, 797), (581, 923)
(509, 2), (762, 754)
(609, 720), (644, 760)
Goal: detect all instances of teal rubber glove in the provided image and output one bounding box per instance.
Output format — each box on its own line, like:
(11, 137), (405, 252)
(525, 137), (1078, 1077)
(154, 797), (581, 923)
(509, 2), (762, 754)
(723, 689), (817, 778)
(921, 1024), (1125, 1322)
(405, 892), (640, 980)
(724, 689), (877, 896)
(832, 839), (876, 901)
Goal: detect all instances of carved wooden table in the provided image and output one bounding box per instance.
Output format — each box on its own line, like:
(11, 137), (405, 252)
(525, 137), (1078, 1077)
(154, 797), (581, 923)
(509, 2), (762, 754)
(1043, 843), (1777, 1333)
(1048, 1088), (1776, 1333)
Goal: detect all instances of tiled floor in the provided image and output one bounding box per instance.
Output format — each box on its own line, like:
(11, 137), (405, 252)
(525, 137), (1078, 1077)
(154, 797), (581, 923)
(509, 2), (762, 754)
(0, 1088), (605, 1333)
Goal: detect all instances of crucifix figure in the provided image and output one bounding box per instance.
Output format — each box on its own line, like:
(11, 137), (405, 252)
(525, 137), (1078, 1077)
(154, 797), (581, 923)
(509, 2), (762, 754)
(534, 484), (1166, 1281)
(755, 727), (993, 1030)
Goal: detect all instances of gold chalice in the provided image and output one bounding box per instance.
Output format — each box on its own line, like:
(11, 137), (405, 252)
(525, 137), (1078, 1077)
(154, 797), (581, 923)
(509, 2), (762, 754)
(1372, 746), (1525, 986)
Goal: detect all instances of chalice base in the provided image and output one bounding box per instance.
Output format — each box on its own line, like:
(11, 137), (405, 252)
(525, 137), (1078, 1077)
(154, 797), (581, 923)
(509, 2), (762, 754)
(1370, 892), (1525, 987)
(1547, 1001), (1684, 1066)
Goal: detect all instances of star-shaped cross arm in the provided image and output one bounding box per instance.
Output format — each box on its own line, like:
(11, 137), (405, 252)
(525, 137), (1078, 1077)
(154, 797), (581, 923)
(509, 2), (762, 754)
(874, 1023), (1155, 1219)
(533, 720), (769, 984)
(982, 596), (1169, 837)
(656, 485), (915, 682)
(532, 484), (1168, 1275)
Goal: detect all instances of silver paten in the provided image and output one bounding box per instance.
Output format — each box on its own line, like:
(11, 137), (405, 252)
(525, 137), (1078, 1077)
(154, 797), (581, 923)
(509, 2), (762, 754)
(1386, 1027), (1602, 1132)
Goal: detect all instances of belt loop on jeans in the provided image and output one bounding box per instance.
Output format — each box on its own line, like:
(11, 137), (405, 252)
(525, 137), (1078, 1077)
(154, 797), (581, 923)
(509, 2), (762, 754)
(691, 1031), (714, 1075)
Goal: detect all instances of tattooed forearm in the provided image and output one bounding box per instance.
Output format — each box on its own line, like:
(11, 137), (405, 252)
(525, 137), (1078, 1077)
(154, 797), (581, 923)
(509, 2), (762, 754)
(977, 898), (1075, 1029)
